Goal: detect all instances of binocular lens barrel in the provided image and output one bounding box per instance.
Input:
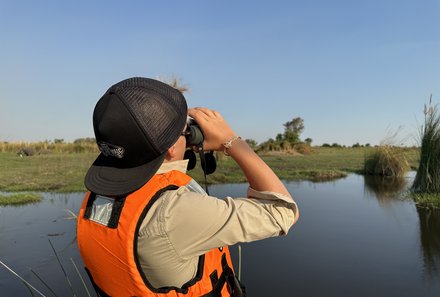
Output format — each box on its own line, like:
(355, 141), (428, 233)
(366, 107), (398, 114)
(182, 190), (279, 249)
(187, 124), (204, 146)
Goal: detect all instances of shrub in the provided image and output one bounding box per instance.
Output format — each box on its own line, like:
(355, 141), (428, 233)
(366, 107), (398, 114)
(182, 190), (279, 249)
(73, 144), (86, 153)
(294, 143), (311, 155)
(244, 139), (258, 151)
(364, 145), (409, 177)
(17, 147), (36, 157)
(279, 141), (293, 151)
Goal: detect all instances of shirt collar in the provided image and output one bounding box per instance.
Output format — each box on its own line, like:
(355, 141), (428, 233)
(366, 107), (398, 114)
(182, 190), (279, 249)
(156, 159), (189, 175)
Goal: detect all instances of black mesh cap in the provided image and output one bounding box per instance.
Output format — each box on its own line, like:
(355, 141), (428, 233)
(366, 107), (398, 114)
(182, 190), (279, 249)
(85, 77), (188, 196)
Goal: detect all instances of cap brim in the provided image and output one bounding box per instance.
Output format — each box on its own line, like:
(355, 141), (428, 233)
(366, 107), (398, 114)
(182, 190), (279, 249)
(84, 152), (167, 196)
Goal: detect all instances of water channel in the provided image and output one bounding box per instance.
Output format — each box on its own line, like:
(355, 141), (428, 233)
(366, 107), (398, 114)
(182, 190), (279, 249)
(1, 173), (439, 296)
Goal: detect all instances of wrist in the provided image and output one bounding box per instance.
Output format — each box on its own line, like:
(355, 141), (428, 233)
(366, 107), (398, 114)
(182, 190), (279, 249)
(222, 136), (244, 156)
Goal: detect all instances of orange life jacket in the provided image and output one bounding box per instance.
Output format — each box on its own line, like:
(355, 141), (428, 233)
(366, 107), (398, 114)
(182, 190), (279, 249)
(77, 170), (243, 297)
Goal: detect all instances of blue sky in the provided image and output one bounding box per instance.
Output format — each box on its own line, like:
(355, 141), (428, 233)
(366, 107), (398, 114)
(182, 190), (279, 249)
(1, 0), (439, 146)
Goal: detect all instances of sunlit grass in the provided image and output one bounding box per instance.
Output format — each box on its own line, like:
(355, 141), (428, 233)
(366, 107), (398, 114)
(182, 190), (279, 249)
(364, 145), (410, 177)
(0, 152), (98, 192)
(0, 140), (98, 154)
(0, 147), (419, 192)
(0, 193), (43, 206)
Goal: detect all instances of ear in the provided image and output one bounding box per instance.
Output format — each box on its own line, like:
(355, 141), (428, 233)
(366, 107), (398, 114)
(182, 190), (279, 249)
(165, 145), (176, 161)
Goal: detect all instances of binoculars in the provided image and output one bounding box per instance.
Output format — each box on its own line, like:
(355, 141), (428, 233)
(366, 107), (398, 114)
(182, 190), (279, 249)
(185, 118), (204, 148)
(183, 118), (216, 176)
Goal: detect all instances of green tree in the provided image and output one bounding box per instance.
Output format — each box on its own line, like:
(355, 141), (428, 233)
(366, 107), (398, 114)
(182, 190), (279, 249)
(73, 137), (96, 144)
(245, 139), (258, 151)
(283, 117), (304, 144)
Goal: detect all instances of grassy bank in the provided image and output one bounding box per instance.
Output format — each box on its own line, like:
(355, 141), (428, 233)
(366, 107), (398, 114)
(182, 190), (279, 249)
(0, 152), (97, 192)
(0, 147), (420, 192)
(412, 193), (440, 208)
(0, 193), (43, 206)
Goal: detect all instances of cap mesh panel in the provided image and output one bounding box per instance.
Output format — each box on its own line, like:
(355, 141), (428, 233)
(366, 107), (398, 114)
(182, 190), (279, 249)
(110, 78), (187, 153)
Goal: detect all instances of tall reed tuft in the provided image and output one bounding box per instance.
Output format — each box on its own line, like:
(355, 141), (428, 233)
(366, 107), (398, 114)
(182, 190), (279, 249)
(364, 144), (409, 177)
(412, 99), (440, 193)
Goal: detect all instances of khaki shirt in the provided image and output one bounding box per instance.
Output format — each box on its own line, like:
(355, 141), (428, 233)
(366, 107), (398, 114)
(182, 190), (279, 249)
(137, 160), (298, 288)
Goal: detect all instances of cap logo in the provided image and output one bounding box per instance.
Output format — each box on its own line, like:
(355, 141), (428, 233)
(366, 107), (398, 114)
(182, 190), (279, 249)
(98, 142), (125, 159)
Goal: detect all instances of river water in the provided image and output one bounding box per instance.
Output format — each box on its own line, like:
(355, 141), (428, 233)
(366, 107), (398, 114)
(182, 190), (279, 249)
(0, 174), (439, 296)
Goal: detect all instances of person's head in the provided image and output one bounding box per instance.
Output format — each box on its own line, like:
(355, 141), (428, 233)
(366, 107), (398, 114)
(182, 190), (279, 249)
(85, 77), (188, 196)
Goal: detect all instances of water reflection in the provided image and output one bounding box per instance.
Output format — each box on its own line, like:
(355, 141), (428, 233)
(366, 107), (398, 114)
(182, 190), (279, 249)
(417, 207), (440, 279)
(1, 179), (440, 296)
(0, 192), (90, 296)
(363, 174), (440, 281)
(364, 175), (407, 203)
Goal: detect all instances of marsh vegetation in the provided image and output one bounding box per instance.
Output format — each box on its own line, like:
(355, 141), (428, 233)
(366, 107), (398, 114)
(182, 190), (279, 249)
(412, 103), (440, 193)
(363, 144), (410, 177)
(411, 99), (440, 207)
(0, 146), (420, 193)
(0, 193), (43, 206)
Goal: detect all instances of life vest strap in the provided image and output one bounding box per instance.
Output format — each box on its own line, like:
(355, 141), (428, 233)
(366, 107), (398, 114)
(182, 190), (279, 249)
(201, 254), (246, 297)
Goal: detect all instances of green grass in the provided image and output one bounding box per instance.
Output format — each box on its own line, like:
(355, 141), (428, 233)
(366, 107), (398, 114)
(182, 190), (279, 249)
(411, 193), (440, 209)
(0, 193), (43, 206)
(0, 152), (97, 192)
(0, 147), (420, 192)
(196, 147), (419, 184)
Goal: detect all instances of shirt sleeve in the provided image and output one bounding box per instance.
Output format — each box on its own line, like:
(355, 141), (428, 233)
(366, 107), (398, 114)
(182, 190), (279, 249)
(160, 186), (298, 260)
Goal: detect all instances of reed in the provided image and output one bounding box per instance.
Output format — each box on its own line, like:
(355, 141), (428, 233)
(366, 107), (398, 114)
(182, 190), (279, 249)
(0, 244), (93, 296)
(48, 239), (76, 297)
(0, 260), (47, 297)
(30, 269), (59, 297)
(364, 145), (409, 177)
(70, 258), (92, 297)
(412, 100), (440, 194)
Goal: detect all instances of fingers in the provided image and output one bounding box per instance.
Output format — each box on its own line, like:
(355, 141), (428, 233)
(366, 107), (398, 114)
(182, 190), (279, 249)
(187, 107), (236, 151)
(188, 107), (221, 121)
(188, 109), (209, 122)
(188, 108), (208, 122)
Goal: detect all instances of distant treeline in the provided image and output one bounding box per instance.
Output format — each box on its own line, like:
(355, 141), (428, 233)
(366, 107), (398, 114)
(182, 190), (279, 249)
(0, 138), (99, 155)
(1, 137), (418, 157)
